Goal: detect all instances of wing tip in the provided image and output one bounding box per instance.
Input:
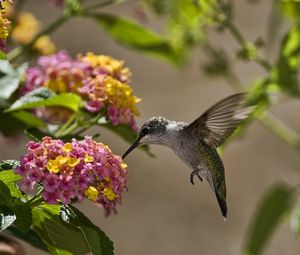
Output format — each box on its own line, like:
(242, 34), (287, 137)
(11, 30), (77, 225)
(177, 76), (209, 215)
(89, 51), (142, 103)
(215, 191), (228, 220)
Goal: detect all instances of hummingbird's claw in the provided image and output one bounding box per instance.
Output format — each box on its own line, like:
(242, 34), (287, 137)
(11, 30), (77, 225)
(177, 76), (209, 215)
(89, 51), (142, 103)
(190, 170), (203, 185)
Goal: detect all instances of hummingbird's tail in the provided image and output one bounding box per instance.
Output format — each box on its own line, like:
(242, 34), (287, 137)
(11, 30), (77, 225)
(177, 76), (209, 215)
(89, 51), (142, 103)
(215, 190), (228, 220)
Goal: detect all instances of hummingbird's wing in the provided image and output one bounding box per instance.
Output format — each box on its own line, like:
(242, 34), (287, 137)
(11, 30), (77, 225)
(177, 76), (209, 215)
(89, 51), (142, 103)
(186, 93), (251, 148)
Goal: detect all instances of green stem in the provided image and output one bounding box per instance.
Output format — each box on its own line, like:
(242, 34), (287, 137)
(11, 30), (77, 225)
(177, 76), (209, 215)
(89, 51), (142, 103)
(226, 21), (272, 71)
(26, 188), (44, 207)
(54, 113), (77, 137)
(74, 112), (103, 136)
(85, 0), (123, 11)
(259, 112), (300, 151)
(28, 198), (45, 208)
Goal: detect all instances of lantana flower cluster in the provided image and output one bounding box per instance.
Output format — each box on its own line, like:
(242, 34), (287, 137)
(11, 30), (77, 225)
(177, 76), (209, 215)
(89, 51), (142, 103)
(23, 50), (140, 130)
(15, 136), (128, 215)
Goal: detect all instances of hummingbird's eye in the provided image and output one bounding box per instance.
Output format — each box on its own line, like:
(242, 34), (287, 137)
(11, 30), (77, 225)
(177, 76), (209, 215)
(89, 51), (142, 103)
(141, 126), (150, 136)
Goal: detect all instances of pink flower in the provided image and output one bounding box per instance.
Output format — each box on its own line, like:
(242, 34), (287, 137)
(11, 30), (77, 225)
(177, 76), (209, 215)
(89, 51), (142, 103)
(44, 174), (59, 192)
(85, 100), (103, 112)
(42, 191), (59, 204)
(15, 136), (129, 215)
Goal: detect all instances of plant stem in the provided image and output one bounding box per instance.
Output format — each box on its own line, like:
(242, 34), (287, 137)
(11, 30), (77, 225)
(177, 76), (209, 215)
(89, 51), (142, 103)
(26, 188), (44, 207)
(226, 21), (272, 71)
(85, 0), (124, 11)
(259, 112), (300, 151)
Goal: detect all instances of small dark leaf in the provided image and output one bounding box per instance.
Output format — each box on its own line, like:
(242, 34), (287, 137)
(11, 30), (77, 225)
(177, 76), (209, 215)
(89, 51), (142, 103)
(243, 183), (293, 255)
(0, 160), (20, 171)
(91, 12), (181, 65)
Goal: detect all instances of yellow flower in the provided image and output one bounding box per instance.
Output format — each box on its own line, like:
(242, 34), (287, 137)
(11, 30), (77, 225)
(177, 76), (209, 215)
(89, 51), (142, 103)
(84, 154), (94, 163)
(34, 35), (56, 55)
(0, 13), (10, 39)
(103, 187), (117, 201)
(85, 186), (99, 201)
(47, 159), (60, 173)
(67, 157), (80, 168)
(62, 143), (73, 153)
(56, 155), (68, 165)
(2, 1), (14, 18)
(12, 12), (41, 44)
(105, 76), (140, 115)
(80, 52), (131, 80)
(121, 162), (127, 169)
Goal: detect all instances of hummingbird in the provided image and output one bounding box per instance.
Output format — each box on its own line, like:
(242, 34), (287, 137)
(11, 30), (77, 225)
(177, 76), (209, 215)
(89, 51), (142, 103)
(122, 93), (252, 220)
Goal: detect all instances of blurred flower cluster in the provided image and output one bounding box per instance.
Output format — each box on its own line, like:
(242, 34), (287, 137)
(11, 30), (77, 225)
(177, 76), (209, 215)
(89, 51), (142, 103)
(0, 0), (11, 52)
(16, 136), (128, 215)
(23, 50), (140, 130)
(3, 0), (56, 55)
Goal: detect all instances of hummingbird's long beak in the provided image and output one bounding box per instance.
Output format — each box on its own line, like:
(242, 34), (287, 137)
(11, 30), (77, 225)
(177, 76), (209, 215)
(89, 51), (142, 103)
(122, 135), (142, 159)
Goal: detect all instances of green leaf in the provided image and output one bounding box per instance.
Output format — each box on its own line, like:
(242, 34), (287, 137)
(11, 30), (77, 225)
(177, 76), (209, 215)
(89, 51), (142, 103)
(243, 183), (293, 255)
(0, 169), (23, 198)
(0, 180), (14, 206)
(90, 12), (181, 65)
(12, 111), (46, 128)
(0, 51), (7, 60)
(279, 0), (300, 20)
(275, 24), (300, 95)
(102, 123), (154, 157)
(60, 205), (114, 255)
(167, 0), (215, 55)
(0, 160), (20, 171)
(7, 87), (82, 112)
(13, 203), (32, 232)
(290, 196), (300, 236)
(0, 109), (26, 137)
(6, 226), (48, 251)
(32, 205), (93, 255)
(0, 61), (27, 100)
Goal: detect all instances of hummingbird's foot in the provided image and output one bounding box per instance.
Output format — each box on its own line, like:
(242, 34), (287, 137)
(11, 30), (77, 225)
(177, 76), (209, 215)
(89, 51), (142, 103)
(190, 170), (203, 185)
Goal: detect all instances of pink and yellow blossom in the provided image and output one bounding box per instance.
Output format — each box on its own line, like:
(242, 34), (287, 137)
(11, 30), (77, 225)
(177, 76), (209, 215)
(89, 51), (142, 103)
(16, 136), (128, 215)
(22, 50), (140, 130)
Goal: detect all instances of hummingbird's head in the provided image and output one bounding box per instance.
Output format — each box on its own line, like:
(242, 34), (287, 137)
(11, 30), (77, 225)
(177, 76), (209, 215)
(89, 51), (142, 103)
(122, 117), (169, 159)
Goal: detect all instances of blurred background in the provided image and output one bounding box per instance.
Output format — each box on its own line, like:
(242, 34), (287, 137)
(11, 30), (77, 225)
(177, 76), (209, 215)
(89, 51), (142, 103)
(1, 0), (300, 254)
